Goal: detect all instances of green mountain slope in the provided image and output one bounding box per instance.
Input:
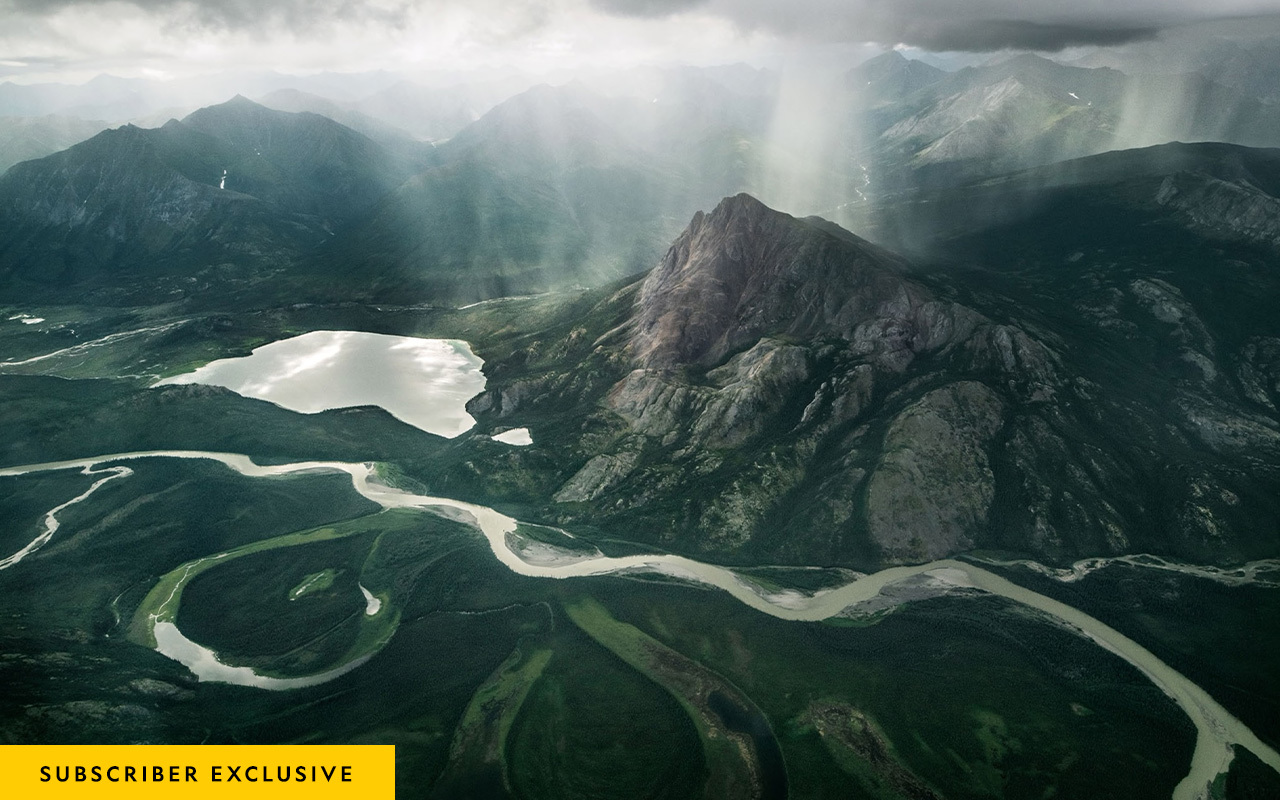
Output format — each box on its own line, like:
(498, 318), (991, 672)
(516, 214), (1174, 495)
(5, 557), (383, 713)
(0, 97), (431, 305)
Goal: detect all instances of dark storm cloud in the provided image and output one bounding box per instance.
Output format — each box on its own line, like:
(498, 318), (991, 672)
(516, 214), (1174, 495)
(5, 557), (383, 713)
(877, 19), (1162, 52)
(588, 0), (1280, 51)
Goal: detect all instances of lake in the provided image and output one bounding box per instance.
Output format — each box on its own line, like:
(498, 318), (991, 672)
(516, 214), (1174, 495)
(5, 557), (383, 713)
(156, 331), (486, 437)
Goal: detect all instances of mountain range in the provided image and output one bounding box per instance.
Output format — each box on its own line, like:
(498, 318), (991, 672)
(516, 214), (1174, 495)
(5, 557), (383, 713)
(3, 49), (1280, 799)
(8, 51), (1280, 307)
(0, 97), (431, 305)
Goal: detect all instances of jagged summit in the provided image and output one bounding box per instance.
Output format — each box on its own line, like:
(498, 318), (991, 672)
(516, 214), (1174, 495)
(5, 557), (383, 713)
(631, 193), (936, 369)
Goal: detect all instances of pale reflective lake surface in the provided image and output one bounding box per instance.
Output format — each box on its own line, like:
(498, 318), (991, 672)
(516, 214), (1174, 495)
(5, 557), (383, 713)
(156, 331), (486, 437)
(492, 427), (533, 446)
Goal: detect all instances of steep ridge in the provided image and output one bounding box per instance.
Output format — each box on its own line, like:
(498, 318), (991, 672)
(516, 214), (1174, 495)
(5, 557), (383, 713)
(0, 114), (108, 175)
(455, 186), (1280, 571)
(861, 142), (1280, 257)
(846, 51), (946, 106)
(181, 95), (430, 223)
(0, 121), (307, 298)
(0, 97), (427, 304)
(253, 88), (427, 151)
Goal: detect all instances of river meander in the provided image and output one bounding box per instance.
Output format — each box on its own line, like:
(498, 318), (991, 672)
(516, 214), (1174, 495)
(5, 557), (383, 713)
(1, 449), (1278, 799)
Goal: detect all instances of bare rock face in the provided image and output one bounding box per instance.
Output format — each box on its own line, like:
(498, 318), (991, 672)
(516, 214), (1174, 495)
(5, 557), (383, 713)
(1239, 337), (1280, 411)
(866, 382), (1005, 563)
(1155, 172), (1280, 248)
(630, 193), (946, 371)
(692, 340), (811, 448)
(607, 370), (709, 440)
(554, 452), (640, 503)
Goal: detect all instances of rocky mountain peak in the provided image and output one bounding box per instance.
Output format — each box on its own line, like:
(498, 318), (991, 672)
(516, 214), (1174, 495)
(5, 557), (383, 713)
(630, 193), (938, 370)
(681, 191), (772, 242)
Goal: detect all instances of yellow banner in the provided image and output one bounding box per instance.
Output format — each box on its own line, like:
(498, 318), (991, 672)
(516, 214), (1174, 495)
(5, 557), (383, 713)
(2, 745), (394, 799)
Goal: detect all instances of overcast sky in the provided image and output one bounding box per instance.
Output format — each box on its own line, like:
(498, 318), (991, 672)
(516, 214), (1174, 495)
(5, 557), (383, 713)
(3, 0), (1280, 83)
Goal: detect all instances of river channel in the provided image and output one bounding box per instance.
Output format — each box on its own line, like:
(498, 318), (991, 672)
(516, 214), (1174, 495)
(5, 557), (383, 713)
(4, 325), (1279, 799)
(1, 449), (1278, 799)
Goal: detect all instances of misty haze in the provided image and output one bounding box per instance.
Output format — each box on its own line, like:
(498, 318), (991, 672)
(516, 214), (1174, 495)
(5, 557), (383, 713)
(2, 1), (1280, 798)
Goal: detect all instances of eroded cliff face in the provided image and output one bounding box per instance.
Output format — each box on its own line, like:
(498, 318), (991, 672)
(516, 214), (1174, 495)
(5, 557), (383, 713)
(631, 193), (948, 371)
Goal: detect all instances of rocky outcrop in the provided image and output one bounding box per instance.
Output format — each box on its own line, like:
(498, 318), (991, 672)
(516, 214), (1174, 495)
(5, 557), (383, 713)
(1155, 172), (1280, 249)
(1239, 337), (1280, 411)
(630, 194), (948, 372)
(554, 452), (641, 503)
(691, 341), (811, 449)
(866, 382), (1005, 563)
(607, 338), (812, 449)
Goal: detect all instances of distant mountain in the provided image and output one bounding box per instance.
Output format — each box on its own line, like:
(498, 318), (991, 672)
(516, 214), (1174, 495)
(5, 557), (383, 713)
(0, 115), (108, 175)
(0, 97), (429, 304)
(846, 51), (946, 106)
(0, 75), (153, 120)
(859, 55), (1125, 185)
(581, 69), (778, 204)
(1070, 36), (1280, 105)
(320, 72), (903, 305)
(181, 96), (430, 223)
(861, 141), (1280, 255)
(254, 88), (429, 152)
(10, 60), (1280, 316)
(455, 172), (1280, 570)
(347, 79), (527, 142)
(1194, 40), (1280, 103)
(0, 82), (767, 307)
(844, 52), (1280, 204)
(0, 71), (412, 124)
(323, 84), (707, 303)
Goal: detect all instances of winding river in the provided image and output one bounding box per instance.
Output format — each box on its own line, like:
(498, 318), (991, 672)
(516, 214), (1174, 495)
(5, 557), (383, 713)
(2, 449), (1278, 800)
